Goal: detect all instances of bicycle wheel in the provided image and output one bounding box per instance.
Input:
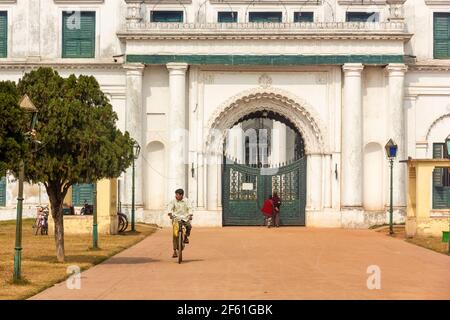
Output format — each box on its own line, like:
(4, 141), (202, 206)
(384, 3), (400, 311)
(177, 229), (183, 264)
(118, 215), (125, 232)
(118, 213), (128, 232)
(123, 214), (129, 231)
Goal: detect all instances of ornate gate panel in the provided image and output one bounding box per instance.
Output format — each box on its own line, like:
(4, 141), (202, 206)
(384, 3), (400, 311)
(222, 157), (306, 226)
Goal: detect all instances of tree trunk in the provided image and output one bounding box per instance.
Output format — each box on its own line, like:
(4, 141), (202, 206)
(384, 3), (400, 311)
(52, 204), (65, 262)
(47, 188), (65, 262)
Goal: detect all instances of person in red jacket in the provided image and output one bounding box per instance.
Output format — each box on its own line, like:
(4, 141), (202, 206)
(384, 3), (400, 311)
(261, 196), (274, 228)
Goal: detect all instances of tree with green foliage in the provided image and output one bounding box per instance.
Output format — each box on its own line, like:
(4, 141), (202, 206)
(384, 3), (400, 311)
(13, 67), (134, 262)
(0, 81), (27, 177)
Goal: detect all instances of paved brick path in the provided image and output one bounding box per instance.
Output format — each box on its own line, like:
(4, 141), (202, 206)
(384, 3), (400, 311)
(30, 227), (450, 300)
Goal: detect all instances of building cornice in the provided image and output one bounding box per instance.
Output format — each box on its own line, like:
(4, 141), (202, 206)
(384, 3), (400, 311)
(209, 0), (322, 4)
(127, 54), (404, 66)
(53, 0), (104, 3)
(407, 60), (450, 72)
(0, 60), (124, 70)
(338, 0), (386, 5)
(118, 22), (411, 41)
(424, 0), (450, 5)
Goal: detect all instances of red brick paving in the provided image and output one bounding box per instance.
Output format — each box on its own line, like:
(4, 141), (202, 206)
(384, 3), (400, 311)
(30, 227), (450, 300)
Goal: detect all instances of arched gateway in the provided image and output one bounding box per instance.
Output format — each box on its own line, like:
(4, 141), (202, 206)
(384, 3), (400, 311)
(206, 88), (328, 226)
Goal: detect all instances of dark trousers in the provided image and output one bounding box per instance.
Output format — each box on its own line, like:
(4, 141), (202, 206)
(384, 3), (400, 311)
(272, 209), (280, 227)
(173, 220), (192, 250)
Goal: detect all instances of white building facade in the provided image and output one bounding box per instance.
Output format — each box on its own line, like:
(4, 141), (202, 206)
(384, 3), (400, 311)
(0, 0), (449, 228)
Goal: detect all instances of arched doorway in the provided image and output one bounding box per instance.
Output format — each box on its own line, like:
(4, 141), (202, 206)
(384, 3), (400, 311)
(205, 87), (328, 226)
(222, 110), (307, 226)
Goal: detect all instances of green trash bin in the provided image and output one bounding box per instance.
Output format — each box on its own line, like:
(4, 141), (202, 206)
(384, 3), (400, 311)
(442, 231), (449, 243)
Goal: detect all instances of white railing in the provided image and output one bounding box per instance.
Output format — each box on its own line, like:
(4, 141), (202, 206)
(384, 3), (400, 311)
(124, 21), (406, 32)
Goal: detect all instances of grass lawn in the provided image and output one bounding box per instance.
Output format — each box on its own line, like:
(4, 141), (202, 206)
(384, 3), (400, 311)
(0, 219), (158, 300)
(375, 225), (450, 256)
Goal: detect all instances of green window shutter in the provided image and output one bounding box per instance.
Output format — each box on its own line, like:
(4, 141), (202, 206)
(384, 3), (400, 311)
(0, 177), (6, 207)
(432, 143), (449, 209)
(434, 13), (450, 59)
(294, 12), (314, 23)
(0, 11), (7, 58)
(72, 183), (94, 206)
(62, 11), (95, 58)
(249, 12), (282, 23)
(346, 12), (379, 23)
(218, 12), (237, 23)
(151, 11), (183, 22)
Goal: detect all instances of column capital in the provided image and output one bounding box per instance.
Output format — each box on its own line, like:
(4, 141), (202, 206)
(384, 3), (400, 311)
(123, 63), (145, 75)
(386, 63), (408, 77)
(342, 63), (364, 75)
(167, 62), (189, 75)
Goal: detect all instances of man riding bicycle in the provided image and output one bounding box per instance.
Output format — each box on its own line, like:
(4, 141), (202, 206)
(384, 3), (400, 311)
(167, 188), (193, 258)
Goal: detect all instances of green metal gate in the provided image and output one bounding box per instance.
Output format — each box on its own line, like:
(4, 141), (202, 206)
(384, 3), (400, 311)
(222, 157), (306, 226)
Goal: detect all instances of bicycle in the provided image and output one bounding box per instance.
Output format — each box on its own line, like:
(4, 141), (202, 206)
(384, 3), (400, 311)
(80, 200), (93, 215)
(32, 205), (49, 235)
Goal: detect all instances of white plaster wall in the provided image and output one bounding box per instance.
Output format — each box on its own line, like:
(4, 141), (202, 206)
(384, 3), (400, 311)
(404, 0), (450, 61)
(0, 0), (125, 61)
(405, 70), (450, 159)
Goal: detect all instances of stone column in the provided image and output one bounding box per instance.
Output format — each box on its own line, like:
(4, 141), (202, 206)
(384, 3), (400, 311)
(28, 0), (41, 61)
(308, 154), (323, 210)
(323, 154), (332, 208)
(386, 63), (408, 208)
(342, 63), (364, 208)
(207, 153), (220, 211)
(236, 123), (244, 163)
(124, 63), (145, 208)
(167, 63), (188, 198)
(272, 121), (287, 165)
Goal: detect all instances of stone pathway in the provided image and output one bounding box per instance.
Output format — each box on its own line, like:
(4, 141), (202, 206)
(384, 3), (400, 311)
(30, 227), (450, 300)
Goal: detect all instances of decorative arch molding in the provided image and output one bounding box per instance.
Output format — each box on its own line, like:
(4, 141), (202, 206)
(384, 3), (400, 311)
(425, 113), (450, 141)
(205, 87), (328, 155)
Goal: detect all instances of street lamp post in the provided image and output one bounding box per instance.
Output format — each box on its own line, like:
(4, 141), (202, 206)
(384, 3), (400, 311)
(444, 135), (450, 253)
(385, 139), (398, 236)
(131, 142), (141, 232)
(13, 95), (38, 282)
(92, 182), (98, 249)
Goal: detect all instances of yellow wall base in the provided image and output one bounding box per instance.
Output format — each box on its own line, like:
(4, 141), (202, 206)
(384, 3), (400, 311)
(48, 178), (118, 235)
(406, 216), (450, 237)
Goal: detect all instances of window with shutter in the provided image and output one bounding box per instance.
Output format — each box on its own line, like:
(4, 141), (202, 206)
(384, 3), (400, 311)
(151, 11), (184, 22)
(346, 12), (379, 22)
(218, 11), (238, 23)
(432, 143), (450, 209)
(249, 12), (282, 23)
(434, 13), (450, 59)
(294, 12), (314, 23)
(62, 11), (95, 58)
(72, 183), (94, 206)
(0, 177), (6, 207)
(0, 11), (7, 58)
